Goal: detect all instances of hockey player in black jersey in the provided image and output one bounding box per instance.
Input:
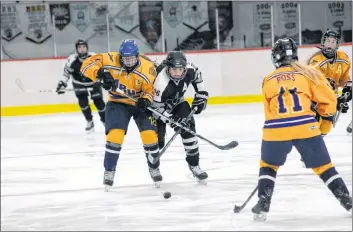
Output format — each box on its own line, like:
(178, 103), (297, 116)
(153, 50), (209, 183)
(56, 39), (106, 132)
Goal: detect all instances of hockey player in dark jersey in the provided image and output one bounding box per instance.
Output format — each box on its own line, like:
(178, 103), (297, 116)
(56, 39), (106, 132)
(153, 50), (209, 183)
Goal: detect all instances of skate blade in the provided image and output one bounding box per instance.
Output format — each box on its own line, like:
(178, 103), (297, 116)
(154, 181), (161, 188)
(253, 212), (267, 221)
(197, 179), (207, 185)
(104, 185), (112, 192)
(86, 128), (95, 134)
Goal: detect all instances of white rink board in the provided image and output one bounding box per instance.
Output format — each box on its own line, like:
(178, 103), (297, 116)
(1, 45), (352, 107)
(1, 104), (352, 231)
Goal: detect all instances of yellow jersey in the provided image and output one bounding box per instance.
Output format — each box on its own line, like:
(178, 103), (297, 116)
(80, 52), (156, 106)
(262, 66), (337, 141)
(308, 50), (351, 90)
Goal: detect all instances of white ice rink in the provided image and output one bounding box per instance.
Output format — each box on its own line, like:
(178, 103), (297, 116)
(1, 103), (352, 231)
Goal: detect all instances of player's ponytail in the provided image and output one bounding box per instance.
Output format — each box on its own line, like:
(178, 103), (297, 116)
(290, 61), (323, 85)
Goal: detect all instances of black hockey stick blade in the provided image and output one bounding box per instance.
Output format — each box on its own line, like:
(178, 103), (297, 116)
(233, 186), (258, 213)
(197, 134), (238, 150)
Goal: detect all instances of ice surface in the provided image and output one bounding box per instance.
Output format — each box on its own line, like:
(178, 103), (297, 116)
(1, 104), (352, 231)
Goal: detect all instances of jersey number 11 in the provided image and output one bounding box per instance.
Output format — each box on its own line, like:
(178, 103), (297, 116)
(278, 86), (303, 114)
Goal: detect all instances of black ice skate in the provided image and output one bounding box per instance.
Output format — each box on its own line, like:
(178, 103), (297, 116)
(85, 120), (95, 132)
(333, 186), (352, 214)
(149, 167), (163, 188)
(103, 171), (115, 191)
(189, 165), (208, 184)
(252, 188), (273, 221)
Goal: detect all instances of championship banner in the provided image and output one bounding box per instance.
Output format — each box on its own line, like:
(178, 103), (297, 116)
(253, 2), (272, 46)
(275, 2), (299, 42)
(326, 2), (347, 30)
(89, 3), (108, 35)
(49, 3), (70, 31)
(1, 3), (22, 41)
(138, 1), (162, 49)
(24, 3), (52, 44)
(163, 1), (183, 28)
(207, 1), (233, 42)
(110, 2), (139, 34)
(70, 2), (90, 32)
(182, 1), (208, 29)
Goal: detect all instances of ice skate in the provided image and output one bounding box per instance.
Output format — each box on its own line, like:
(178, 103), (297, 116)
(85, 120), (95, 132)
(103, 171), (115, 191)
(189, 165), (208, 185)
(149, 167), (163, 188)
(252, 195), (271, 221)
(333, 187), (352, 213)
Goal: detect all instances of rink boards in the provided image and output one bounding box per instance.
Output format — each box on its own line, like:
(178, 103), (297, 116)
(1, 44), (351, 116)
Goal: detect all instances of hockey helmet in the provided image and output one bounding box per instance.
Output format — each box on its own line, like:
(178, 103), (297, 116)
(271, 37), (298, 68)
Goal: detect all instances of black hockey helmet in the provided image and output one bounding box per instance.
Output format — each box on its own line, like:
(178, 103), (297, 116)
(75, 39), (88, 59)
(271, 37), (298, 68)
(321, 30), (341, 58)
(165, 50), (187, 81)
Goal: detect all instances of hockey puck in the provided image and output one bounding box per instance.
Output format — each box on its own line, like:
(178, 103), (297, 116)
(163, 191), (171, 199)
(347, 127), (352, 133)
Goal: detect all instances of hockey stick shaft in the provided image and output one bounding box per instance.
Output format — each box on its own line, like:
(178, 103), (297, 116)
(156, 107), (198, 162)
(115, 89), (238, 150)
(233, 186), (258, 213)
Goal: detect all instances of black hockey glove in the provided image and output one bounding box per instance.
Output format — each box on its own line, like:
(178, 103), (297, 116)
(170, 115), (190, 134)
(192, 91), (209, 114)
(136, 98), (151, 112)
(56, 80), (67, 94)
(342, 80), (352, 102)
(326, 78), (336, 91)
(337, 95), (349, 113)
(96, 68), (116, 91)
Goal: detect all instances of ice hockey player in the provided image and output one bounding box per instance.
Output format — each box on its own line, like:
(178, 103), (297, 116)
(80, 39), (161, 189)
(56, 39), (106, 132)
(152, 50), (209, 184)
(252, 37), (352, 221)
(307, 30), (352, 135)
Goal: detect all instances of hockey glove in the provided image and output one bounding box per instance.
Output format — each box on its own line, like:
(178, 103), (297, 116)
(342, 80), (352, 102)
(96, 68), (116, 91)
(337, 95), (349, 113)
(192, 91), (209, 114)
(170, 115), (190, 134)
(136, 98), (151, 113)
(326, 78), (336, 91)
(56, 80), (67, 94)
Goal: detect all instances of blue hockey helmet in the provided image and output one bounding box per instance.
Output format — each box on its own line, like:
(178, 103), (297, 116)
(119, 39), (139, 70)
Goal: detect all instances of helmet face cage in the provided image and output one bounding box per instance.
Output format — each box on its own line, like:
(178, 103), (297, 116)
(75, 39), (88, 58)
(119, 39), (139, 69)
(271, 37), (298, 68)
(165, 51), (187, 81)
(321, 30), (341, 58)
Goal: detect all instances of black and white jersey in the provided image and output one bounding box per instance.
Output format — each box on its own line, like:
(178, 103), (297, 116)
(62, 52), (95, 86)
(153, 62), (205, 112)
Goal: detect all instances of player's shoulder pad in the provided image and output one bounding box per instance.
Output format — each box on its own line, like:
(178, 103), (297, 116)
(87, 52), (96, 57)
(186, 62), (199, 71)
(154, 67), (170, 91)
(66, 53), (77, 66)
(336, 50), (351, 62)
(139, 57), (157, 78)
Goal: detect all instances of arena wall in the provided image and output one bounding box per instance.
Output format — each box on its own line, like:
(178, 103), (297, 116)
(1, 44), (352, 116)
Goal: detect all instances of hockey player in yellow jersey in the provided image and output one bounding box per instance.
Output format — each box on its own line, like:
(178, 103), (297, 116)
(251, 38), (352, 221)
(308, 30), (352, 134)
(80, 39), (162, 189)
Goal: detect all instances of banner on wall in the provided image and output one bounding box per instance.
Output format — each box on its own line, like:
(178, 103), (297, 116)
(89, 3), (108, 35)
(49, 3), (70, 31)
(25, 3), (52, 44)
(163, 1), (183, 28)
(138, 1), (162, 49)
(110, 2), (139, 33)
(253, 2), (272, 46)
(207, 1), (233, 43)
(326, 2), (347, 31)
(1, 3), (22, 41)
(275, 2), (299, 42)
(70, 2), (90, 32)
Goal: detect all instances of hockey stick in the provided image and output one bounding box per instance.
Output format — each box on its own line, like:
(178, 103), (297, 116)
(115, 89), (239, 150)
(333, 92), (350, 128)
(15, 78), (93, 93)
(154, 107), (198, 163)
(233, 186), (258, 213)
